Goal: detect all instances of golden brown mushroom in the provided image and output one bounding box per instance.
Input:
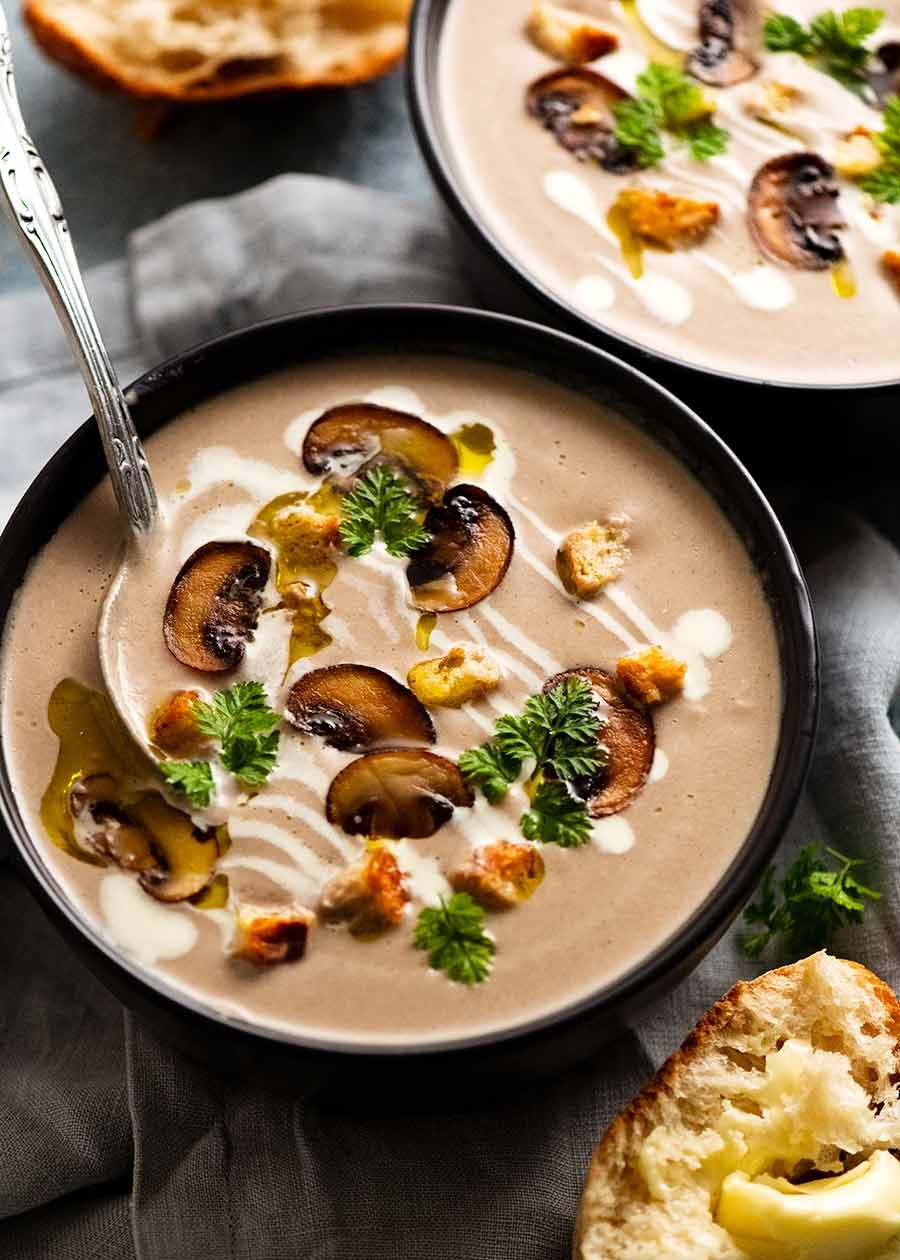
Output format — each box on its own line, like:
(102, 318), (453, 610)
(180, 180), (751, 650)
(407, 485), (515, 613)
(163, 540), (271, 673)
(687, 0), (759, 87)
(326, 748), (474, 839)
(286, 664), (435, 751)
(526, 68), (636, 172)
(748, 153), (846, 271)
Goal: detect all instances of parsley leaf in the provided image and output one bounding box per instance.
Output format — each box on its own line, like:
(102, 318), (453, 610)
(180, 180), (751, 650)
(221, 729), (281, 787)
(764, 8), (884, 93)
(459, 677), (605, 846)
(613, 64), (730, 167)
(159, 759), (215, 809)
(339, 466), (430, 559)
(182, 682), (281, 795)
(414, 893), (495, 984)
(742, 844), (880, 959)
(521, 781), (593, 848)
(861, 95), (900, 201)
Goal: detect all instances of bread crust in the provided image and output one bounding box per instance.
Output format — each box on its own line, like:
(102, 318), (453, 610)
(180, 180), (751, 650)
(24, 1), (407, 101)
(573, 955), (900, 1258)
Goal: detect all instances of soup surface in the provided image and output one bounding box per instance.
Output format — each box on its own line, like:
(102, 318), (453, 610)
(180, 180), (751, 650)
(440, 0), (900, 384)
(2, 354), (781, 1045)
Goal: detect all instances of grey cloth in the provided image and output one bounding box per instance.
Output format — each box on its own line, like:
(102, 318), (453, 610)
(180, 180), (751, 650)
(0, 173), (898, 1260)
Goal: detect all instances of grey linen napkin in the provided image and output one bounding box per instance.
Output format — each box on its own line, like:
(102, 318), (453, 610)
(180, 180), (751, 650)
(1, 174), (898, 1260)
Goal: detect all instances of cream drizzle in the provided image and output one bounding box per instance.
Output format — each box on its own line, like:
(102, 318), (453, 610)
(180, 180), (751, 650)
(100, 873), (198, 963)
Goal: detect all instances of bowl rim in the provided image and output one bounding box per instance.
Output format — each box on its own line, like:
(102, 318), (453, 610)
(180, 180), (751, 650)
(0, 302), (818, 1060)
(406, 0), (900, 396)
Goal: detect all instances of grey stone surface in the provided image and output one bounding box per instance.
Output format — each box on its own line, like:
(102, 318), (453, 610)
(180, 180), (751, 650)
(0, 8), (430, 294)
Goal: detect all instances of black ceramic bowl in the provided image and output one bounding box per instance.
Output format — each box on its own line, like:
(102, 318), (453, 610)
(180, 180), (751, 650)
(0, 306), (817, 1099)
(407, 0), (900, 421)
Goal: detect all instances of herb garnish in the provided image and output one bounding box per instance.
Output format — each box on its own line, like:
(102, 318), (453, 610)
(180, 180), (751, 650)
(459, 676), (606, 847)
(159, 759), (215, 809)
(764, 8), (884, 93)
(742, 844), (880, 959)
(861, 95), (900, 201)
(414, 893), (495, 984)
(339, 466), (430, 559)
(161, 681), (281, 807)
(613, 64), (730, 168)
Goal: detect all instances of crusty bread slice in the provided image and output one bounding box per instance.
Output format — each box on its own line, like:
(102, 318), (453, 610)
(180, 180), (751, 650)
(24, 0), (411, 101)
(575, 953), (900, 1260)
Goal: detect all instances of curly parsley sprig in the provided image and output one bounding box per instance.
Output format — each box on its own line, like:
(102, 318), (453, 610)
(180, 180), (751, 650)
(764, 7), (884, 93)
(160, 681), (281, 808)
(339, 466), (430, 558)
(459, 677), (606, 848)
(742, 844), (880, 959)
(613, 65), (730, 168)
(414, 893), (496, 984)
(861, 94), (900, 202)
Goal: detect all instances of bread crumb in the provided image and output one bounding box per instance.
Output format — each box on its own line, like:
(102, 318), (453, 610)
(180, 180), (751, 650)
(617, 645), (686, 705)
(450, 841), (545, 910)
(614, 189), (719, 251)
(527, 0), (619, 63)
(407, 644), (501, 708)
(557, 516), (631, 599)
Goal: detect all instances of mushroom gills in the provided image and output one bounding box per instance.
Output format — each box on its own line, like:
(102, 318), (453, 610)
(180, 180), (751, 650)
(163, 540), (271, 672)
(688, 0), (760, 87)
(286, 664), (435, 751)
(301, 402), (459, 502)
(543, 667), (654, 816)
(326, 748), (474, 839)
(407, 484), (515, 613)
(748, 153), (846, 271)
(526, 68), (637, 173)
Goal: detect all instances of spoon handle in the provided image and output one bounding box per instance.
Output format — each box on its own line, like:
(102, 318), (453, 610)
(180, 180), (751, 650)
(0, 9), (157, 535)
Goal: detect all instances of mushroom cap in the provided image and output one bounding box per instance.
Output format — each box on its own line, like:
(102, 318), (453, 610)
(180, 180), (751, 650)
(687, 0), (759, 86)
(325, 748), (474, 839)
(526, 68), (636, 173)
(543, 667), (655, 816)
(286, 664), (436, 751)
(301, 402), (458, 502)
(163, 540), (271, 673)
(867, 42), (900, 105)
(407, 484), (515, 613)
(748, 152), (846, 271)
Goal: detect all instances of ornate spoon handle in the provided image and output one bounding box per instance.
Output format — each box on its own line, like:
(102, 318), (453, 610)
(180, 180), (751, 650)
(0, 7), (157, 535)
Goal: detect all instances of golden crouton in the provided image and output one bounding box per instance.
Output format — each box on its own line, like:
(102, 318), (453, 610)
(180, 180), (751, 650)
(407, 645), (501, 709)
(883, 250), (900, 297)
(614, 189), (719, 251)
(320, 846), (410, 937)
(743, 80), (800, 126)
(617, 645), (686, 706)
(149, 689), (205, 756)
(527, 0), (619, 64)
(275, 503), (341, 569)
(450, 841), (545, 910)
(834, 128), (882, 179)
(557, 515), (630, 599)
(231, 904), (314, 966)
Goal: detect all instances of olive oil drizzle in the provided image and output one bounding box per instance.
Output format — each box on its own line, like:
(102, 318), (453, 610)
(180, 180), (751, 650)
(415, 612), (438, 651)
(450, 422), (496, 477)
(607, 200), (646, 280)
(831, 257), (857, 298)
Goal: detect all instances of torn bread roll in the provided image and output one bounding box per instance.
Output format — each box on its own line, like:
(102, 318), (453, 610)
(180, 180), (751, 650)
(575, 953), (900, 1260)
(24, 0), (412, 101)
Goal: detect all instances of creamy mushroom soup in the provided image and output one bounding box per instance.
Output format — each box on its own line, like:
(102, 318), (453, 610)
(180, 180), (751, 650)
(439, 0), (900, 385)
(2, 355), (781, 1045)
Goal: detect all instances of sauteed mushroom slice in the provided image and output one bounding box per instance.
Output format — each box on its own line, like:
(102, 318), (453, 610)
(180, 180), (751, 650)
(407, 485), (515, 613)
(301, 403), (458, 502)
(286, 664), (436, 751)
(69, 776), (158, 871)
(326, 749), (474, 840)
(543, 668), (654, 816)
(131, 797), (219, 903)
(748, 153), (846, 270)
(687, 0), (759, 87)
(164, 540), (271, 673)
(526, 68), (637, 173)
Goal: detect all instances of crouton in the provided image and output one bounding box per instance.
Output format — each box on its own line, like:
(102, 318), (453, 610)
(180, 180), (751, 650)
(273, 502), (341, 570)
(557, 515), (631, 599)
(834, 128), (882, 179)
(407, 644), (501, 709)
(613, 189), (719, 251)
(149, 689), (205, 756)
(231, 903), (314, 966)
(527, 0), (619, 64)
(617, 645), (686, 705)
(320, 846), (410, 936)
(450, 840), (545, 910)
(883, 249), (900, 297)
(743, 79), (800, 126)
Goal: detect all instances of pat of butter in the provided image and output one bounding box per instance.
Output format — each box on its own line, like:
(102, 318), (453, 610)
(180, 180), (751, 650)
(717, 1150), (900, 1260)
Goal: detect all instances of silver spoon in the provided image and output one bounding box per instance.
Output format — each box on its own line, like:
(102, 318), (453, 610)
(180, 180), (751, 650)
(0, 5), (158, 535)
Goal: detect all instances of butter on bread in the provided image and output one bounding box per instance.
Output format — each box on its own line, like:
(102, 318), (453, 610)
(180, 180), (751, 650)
(575, 953), (900, 1260)
(24, 0), (411, 101)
